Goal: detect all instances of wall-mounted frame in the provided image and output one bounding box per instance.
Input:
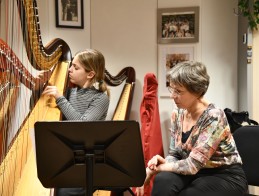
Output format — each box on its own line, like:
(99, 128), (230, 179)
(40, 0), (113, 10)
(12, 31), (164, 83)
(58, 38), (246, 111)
(55, 0), (84, 29)
(157, 7), (199, 44)
(158, 45), (195, 97)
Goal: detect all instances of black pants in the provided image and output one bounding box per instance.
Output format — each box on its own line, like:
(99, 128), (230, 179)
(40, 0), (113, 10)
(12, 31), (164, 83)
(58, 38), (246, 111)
(56, 188), (127, 196)
(151, 164), (248, 196)
(56, 188), (86, 196)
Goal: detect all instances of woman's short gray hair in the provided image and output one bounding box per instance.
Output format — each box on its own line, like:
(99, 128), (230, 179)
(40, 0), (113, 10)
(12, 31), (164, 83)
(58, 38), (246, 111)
(168, 61), (210, 97)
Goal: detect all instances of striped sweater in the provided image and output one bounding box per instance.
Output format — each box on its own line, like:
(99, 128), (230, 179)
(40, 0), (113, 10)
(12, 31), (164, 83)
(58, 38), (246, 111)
(56, 86), (110, 121)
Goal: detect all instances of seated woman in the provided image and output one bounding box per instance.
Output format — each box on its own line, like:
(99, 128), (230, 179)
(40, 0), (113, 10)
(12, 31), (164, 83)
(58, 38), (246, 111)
(136, 61), (248, 196)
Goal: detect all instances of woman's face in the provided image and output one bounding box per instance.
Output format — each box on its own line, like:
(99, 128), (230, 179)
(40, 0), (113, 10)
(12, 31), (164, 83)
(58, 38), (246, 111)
(68, 55), (91, 88)
(168, 83), (197, 109)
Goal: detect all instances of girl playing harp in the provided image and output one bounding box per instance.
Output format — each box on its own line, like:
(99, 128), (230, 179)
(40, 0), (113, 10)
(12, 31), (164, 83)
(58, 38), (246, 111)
(43, 49), (110, 196)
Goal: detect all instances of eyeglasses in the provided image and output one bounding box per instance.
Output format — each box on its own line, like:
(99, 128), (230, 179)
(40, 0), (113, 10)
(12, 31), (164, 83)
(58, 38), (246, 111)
(167, 86), (184, 96)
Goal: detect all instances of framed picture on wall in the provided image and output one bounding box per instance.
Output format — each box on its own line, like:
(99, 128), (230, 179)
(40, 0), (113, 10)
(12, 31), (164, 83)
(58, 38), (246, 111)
(55, 0), (84, 29)
(157, 7), (199, 44)
(158, 45), (195, 97)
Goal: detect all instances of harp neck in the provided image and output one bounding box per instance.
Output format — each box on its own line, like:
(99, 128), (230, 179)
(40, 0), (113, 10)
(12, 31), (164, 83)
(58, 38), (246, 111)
(105, 67), (136, 120)
(17, 0), (72, 70)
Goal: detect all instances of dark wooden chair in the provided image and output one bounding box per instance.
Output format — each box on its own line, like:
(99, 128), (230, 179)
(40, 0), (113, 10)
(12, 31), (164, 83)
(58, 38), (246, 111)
(233, 126), (259, 195)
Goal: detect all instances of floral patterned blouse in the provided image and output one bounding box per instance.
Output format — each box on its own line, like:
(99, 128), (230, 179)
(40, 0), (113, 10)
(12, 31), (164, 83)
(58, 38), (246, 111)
(165, 103), (242, 175)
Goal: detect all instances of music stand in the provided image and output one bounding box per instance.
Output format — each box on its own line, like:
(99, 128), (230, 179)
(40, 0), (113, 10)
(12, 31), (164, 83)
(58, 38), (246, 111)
(34, 120), (146, 196)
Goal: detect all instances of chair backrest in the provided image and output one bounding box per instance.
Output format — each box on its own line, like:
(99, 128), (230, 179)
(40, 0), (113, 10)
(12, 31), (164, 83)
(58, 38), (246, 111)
(233, 126), (259, 186)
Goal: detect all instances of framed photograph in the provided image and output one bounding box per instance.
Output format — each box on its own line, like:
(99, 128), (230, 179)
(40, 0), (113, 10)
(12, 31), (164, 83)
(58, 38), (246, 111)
(55, 0), (84, 29)
(157, 7), (199, 44)
(158, 45), (195, 97)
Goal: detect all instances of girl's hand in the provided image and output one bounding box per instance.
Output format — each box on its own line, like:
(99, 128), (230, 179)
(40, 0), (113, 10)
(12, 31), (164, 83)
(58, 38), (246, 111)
(42, 85), (61, 99)
(35, 70), (52, 90)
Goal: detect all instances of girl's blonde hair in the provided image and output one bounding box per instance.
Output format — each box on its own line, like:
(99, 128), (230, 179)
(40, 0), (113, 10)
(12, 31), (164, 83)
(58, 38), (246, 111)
(76, 49), (110, 97)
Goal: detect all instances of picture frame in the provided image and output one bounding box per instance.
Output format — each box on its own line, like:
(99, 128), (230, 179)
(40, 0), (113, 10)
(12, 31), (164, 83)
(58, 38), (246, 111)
(158, 45), (195, 97)
(55, 0), (84, 29)
(157, 7), (199, 44)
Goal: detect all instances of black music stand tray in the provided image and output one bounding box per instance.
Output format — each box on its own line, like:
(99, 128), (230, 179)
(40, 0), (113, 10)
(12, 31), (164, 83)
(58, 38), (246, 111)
(34, 120), (146, 196)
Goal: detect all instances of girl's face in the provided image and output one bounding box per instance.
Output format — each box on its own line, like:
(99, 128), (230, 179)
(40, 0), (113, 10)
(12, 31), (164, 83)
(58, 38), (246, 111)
(68, 55), (94, 88)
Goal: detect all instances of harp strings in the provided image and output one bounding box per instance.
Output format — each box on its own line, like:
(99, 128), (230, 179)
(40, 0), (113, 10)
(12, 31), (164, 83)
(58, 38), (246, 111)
(1, 0), (71, 195)
(0, 1), (49, 192)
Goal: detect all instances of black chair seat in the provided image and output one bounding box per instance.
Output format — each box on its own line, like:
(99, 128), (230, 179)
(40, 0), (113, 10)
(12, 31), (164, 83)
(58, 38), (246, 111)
(233, 126), (259, 196)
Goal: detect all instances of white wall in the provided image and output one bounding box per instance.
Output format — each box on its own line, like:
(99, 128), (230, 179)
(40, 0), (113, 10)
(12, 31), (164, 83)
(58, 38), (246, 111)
(249, 22), (259, 196)
(253, 29), (259, 121)
(90, 0), (158, 119)
(200, 0), (238, 110)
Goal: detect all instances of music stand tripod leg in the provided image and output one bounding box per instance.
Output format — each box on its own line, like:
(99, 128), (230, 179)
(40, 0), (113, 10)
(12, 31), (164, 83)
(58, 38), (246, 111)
(86, 154), (94, 196)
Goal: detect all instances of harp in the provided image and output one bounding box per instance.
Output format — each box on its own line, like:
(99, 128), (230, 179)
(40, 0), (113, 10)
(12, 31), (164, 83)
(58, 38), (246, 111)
(0, 1), (136, 195)
(104, 67), (135, 120)
(0, 0), (72, 195)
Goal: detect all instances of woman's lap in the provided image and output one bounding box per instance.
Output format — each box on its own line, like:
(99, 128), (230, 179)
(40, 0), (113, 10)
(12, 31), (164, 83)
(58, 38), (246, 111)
(152, 165), (247, 196)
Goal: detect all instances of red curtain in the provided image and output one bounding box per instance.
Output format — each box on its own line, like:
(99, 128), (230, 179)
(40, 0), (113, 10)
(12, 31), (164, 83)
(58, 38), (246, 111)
(140, 73), (164, 196)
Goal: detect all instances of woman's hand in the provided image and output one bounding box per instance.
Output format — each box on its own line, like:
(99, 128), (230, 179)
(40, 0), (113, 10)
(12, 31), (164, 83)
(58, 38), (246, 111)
(135, 156), (166, 196)
(42, 85), (61, 99)
(135, 186), (144, 196)
(145, 167), (156, 185)
(148, 155), (176, 173)
(135, 167), (156, 196)
(147, 155), (166, 171)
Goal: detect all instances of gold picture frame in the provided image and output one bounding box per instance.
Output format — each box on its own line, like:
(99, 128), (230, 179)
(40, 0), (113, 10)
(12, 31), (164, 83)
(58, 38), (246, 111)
(157, 7), (199, 44)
